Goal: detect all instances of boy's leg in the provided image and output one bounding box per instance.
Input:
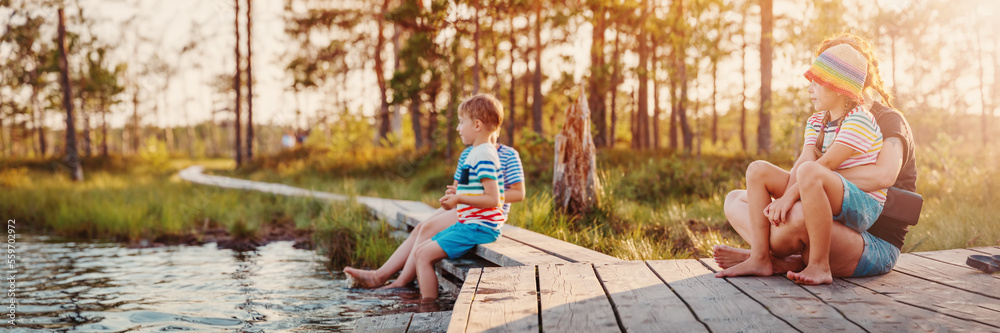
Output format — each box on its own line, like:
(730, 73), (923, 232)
(787, 162), (845, 284)
(375, 209), (458, 288)
(414, 240), (449, 299)
(717, 160), (789, 277)
(346, 208), (455, 288)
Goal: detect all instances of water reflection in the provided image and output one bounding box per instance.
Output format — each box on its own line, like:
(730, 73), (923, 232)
(13, 235), (450, 332)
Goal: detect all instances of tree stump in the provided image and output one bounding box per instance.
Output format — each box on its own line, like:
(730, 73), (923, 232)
(553, 89), (602, 215)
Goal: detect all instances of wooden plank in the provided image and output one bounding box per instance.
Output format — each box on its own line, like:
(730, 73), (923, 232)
(399, 211), (437, 229)
(646, 259), (793, 332)
(593, 261), (706, 332)
(354, 313), (413, 333)
(697, 259), (862, 332)
(475, 237), (570, 267)
(969, 246), (1000, 256)
(465, 265), (540, 332)
(538, 263), (620, 332)
(408, 312), (451, 333)
(893, 253), (1000, 298)
(446, 268), (482, 333)
(502, 225), (621, 264)
(803, 278), (983, 332)
(842, 258), (1000, 328)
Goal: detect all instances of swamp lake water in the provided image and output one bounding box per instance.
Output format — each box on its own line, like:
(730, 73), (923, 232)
(9, 235), (453, 332)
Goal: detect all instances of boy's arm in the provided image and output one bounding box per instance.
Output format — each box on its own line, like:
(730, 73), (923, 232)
(504, 182), (525, 203)
(836, 137), (904, 192)
(457, 178), (501, 208)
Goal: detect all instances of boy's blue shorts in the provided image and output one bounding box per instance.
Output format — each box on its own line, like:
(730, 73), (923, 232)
(432, 223), (501, 260)
(831, 173), (898, 277)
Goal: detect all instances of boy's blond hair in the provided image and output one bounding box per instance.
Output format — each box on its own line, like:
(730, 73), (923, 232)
(458, 94), (504, 132)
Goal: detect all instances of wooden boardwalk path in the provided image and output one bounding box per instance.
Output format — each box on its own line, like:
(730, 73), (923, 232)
(448, 246), (1000, 332)
(178, 167), (1000, 332)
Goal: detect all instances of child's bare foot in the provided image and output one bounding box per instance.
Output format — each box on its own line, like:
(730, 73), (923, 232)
(344, 266), (382, 289)
(377, 281), (408, 290)
(715, 256), (774, 278)
(713, 245), (750, 269)
(786, 265), (833, 285)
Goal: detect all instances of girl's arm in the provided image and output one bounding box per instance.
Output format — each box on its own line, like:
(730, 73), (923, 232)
(504, 182), (526, 203)
(813, 143), (855, 170)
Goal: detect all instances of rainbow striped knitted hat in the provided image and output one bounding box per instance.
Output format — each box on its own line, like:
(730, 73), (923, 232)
(804, 44), (867, 103)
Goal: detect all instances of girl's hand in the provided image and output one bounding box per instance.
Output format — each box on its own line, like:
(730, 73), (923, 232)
(445, 185), (457, 195)
(439, 194), (460, 210)
(764, 197), (795, 226)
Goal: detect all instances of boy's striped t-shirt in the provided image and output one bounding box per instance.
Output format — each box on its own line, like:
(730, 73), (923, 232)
(803, 106), (887, 203)
(456, 143), (506, 230)
(454, 144), (523, 215)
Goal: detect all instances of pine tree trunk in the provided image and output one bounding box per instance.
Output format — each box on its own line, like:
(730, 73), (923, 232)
(82, 93), (92, 158)
(33, 89), (46, 156)
(375, 0), (391, 145)
(410, 97), (422, 148)
(758, 0), (773, 154)
(652, 36), (660, 150)
(233, 0), (243, 167)
(588, 3), (607, 147)
(472, 4), (481, 94)
(740, 4), (748, 152)
(132, 89), (140, 154)
(531, 1), (543, 135)
(507, 6), (517, 146)
(58, 8), (83, 181)
(609, 30), (620, 148)
(635, 20), (648, 150)
(712, 59), (718, 145)
(101, 95), (109, 157)
(246, 0), (254, 160)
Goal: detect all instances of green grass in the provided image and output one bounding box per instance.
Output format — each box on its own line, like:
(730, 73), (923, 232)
(0, 156), (401, 269)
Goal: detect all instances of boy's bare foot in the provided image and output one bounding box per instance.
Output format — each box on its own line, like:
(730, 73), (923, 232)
(715, 256), (774, 278)
(786, 265), (833, 285)
(713, 245), (750, 269)
(377, 281), (407, 290)
(344, 266), (382, 289)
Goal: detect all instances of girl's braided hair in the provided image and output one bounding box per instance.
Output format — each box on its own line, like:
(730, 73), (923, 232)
(816, 33), (895, 110)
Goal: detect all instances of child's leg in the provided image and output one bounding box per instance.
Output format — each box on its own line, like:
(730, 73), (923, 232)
(787, 162), (845, 285)
(357, 208), (456, 288)
(414, 240), (449, 299)
(717, 160), (789, 277)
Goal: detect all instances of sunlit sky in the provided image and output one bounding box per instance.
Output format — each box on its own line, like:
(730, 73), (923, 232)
(1, 0), (996, 130)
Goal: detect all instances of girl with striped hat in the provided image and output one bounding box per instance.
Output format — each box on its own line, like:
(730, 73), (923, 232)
(716, 35), (889, 285)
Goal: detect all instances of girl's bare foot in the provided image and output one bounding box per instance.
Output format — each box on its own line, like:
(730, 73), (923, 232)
(713, 245), (750, 269)
(786, 265), (833, 285)
(715, 256), (774, 278)
(344, 266), (382, 289)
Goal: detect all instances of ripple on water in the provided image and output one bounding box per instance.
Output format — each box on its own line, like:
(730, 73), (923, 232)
(12, 236), (447, 332)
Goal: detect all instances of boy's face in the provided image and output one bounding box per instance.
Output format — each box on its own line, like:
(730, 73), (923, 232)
(808, 80), (844, 112)
(457, 114), (477, 145)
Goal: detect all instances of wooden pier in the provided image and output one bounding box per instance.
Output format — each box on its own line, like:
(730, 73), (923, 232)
(445, 246), (1000, 332)
(178, 167), (1000, 332)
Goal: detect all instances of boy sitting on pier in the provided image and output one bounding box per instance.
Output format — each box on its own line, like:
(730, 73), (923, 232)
(414, 93), (506, 301)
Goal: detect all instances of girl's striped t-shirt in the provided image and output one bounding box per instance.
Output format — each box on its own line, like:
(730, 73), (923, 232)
(803, 106), (887, 203)
(454, 144), (524, 215)
(455, 143), (506, 230)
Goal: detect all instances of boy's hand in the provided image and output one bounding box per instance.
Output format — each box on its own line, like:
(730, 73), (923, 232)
(445, 185), (457, 195)
(439, 194), (460, 210)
